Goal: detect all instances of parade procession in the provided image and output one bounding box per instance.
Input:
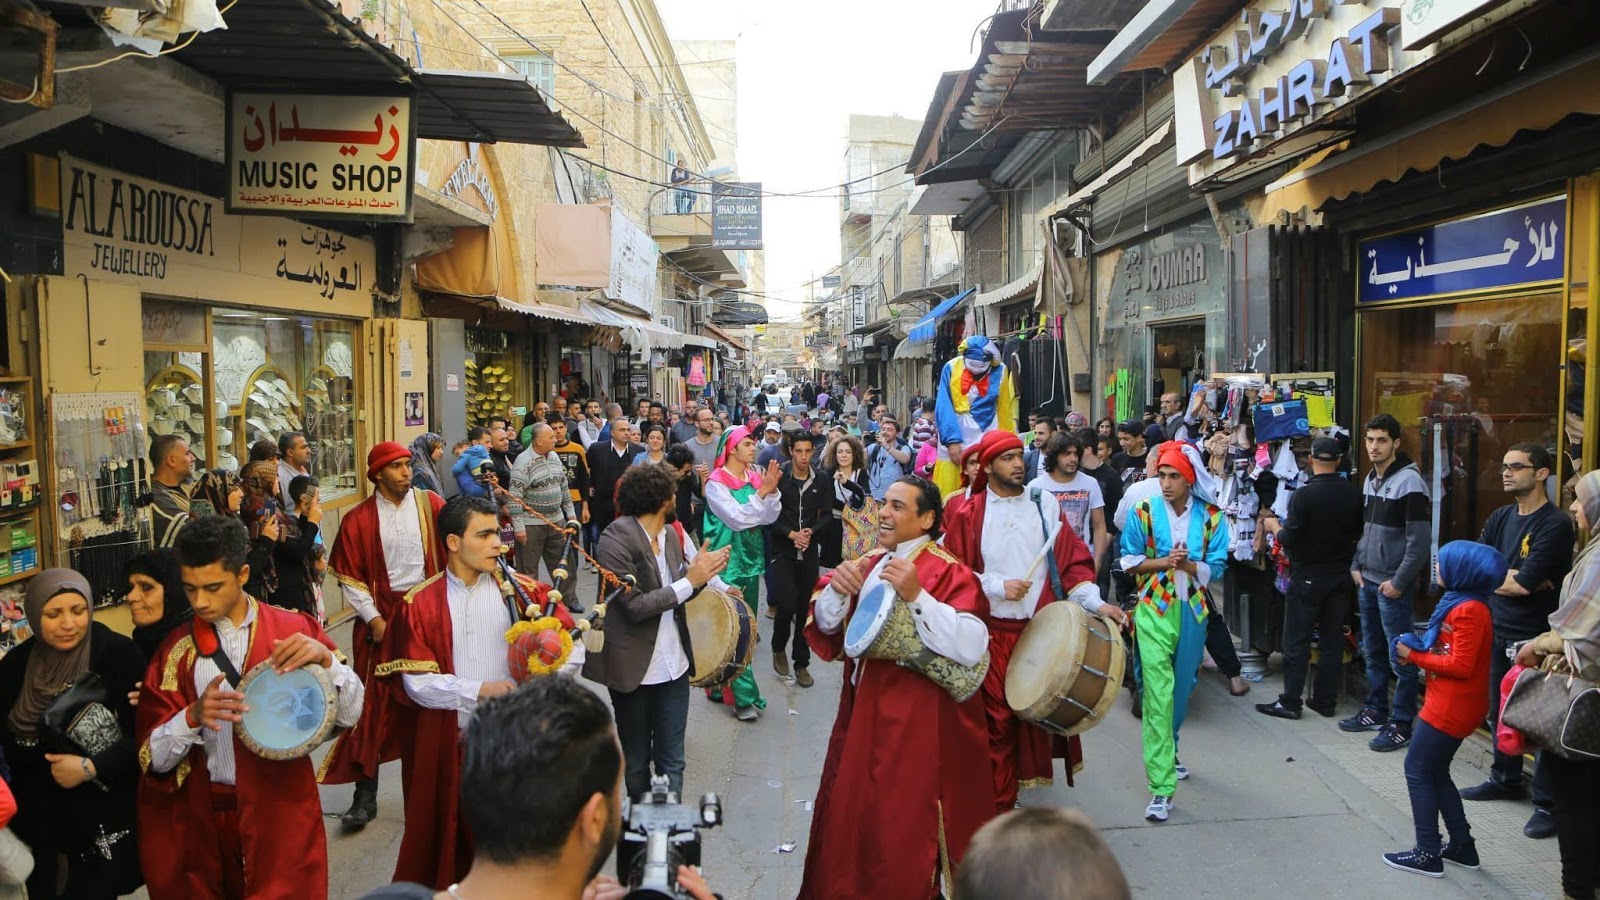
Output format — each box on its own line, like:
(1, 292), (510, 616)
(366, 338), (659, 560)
(0, 0), (1595, 898)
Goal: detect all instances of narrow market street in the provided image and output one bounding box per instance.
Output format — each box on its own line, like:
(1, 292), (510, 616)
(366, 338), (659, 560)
(308, 571), (1552, 900)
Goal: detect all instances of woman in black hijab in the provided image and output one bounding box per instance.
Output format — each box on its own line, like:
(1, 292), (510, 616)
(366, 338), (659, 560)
(123, 550), (191, 661)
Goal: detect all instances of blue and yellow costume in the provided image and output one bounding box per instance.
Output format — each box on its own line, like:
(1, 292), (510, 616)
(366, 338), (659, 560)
(932, 335), (1018, 495)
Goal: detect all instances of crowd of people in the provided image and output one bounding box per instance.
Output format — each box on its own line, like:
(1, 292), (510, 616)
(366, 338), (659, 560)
(0, 371), (1597, 900)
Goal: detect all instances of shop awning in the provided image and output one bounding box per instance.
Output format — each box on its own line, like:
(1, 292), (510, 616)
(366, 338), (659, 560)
(894, 339), (932, 360)
(174, 0), (582, 147)
(906, 288), (976, 344)
(976, 264), (1040, 308)
(704, 323), (747, 351)
(494, 296), (595, 325)
(850, 318), (891, 336)
(580, 301), (685, 350)
(681, 334), (719, 350)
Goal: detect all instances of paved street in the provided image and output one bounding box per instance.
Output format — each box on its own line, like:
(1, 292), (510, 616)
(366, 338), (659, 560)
(309, 570), (1557, 899)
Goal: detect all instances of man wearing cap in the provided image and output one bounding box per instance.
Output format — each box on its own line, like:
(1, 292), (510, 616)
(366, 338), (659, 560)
(755, 420), (788, 469)
(701, 424), (782, 721)
(933, 335), (1018, 496)
(1257, 437), (1364, 720)
(942, 431), (1125, 812)
(320, 441), (447, 830)
(1119, 443), (1228, 823)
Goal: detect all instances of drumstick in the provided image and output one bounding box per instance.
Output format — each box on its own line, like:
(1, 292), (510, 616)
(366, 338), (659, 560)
(1021, 540), (1054, 585)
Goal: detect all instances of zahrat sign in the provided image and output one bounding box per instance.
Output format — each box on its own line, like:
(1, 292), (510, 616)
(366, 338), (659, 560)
(227, 92), (416, 221)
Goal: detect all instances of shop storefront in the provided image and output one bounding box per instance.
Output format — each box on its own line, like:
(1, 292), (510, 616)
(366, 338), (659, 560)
(1096, 215), (1227, 423)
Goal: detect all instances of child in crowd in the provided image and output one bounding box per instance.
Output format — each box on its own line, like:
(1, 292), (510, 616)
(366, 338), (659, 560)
(1383, 540), (1505, 878)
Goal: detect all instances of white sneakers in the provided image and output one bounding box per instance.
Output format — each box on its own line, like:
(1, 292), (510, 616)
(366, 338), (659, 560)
(1175, 761), (1190, 780)
(1145, 794), (1173, 822)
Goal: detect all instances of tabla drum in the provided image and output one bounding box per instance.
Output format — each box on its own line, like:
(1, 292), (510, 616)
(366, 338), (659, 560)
(843, 584), (990, 703)
(235, 661), (338, 760)
(685, 587), (756, 688)
(1005, 602), (1126, 737)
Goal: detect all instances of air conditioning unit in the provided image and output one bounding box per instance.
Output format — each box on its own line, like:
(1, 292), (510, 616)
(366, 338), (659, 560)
(690, 303), (706, 325)
(658, 315), (678, 332)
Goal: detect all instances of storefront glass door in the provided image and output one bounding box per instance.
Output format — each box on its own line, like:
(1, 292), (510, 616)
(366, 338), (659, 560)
(1148, 318), (1207, 406)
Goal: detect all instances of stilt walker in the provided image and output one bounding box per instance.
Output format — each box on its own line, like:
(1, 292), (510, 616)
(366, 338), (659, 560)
(932, 335), (1018, 497)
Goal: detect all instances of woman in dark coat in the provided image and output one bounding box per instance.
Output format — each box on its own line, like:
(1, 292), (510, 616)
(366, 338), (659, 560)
(124, 550), (192, 662)
(0, 570), (144, 898)
(238, 460), (319, 616)
(817, 435), (869, 570)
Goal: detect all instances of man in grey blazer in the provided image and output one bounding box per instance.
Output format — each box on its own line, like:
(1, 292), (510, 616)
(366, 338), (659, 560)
(583, 463), (732, 801)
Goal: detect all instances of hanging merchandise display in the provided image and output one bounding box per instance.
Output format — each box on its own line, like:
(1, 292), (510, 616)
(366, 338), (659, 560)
(465, 329), (518, 424)
(50, 391), (148, 606)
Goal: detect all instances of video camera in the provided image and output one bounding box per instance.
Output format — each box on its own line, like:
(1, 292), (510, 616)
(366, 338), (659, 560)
(619, 776), (722, 900)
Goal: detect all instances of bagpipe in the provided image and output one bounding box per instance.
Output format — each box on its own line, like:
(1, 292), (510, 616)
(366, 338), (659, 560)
(491, 486), (635, 682)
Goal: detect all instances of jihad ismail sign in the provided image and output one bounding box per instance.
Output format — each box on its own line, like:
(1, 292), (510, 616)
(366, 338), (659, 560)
(226, 91), (416, 222)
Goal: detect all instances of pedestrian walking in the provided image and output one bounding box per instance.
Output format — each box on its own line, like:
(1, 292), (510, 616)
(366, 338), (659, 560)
(767, 432), (829, 688)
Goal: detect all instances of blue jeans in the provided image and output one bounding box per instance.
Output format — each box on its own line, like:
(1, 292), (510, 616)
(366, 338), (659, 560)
(1358, 578), (1419, 727)
(610, 672), (691, 802)
(1405, 718), (1472, 853)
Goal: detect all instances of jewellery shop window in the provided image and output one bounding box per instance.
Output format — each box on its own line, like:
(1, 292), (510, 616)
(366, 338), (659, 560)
(209, 309), (360, 501)
(1360, 293), (1561, 545)
(465, 329), (519, 426)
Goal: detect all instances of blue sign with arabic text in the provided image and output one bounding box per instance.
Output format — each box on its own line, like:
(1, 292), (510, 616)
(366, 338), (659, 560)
(1358, 195), (1566, 303)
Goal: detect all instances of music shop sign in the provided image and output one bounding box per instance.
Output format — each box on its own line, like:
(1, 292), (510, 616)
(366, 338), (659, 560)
(1172, 0), (1442, 181)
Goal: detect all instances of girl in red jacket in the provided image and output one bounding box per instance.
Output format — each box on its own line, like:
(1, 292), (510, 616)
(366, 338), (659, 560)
(1383, 540), (1506, 878)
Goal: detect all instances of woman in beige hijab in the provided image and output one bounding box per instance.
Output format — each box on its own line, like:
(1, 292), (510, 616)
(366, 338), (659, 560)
(1516, 469), (1600, 900)
(0, 569), (145, 897)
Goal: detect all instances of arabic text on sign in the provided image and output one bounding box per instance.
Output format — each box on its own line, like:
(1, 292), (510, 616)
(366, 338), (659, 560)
(1358, 195), (1566, 303)
(240, 102), (403, 163)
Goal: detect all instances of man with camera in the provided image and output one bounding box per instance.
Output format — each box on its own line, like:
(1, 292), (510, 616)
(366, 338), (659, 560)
(360, 677), (715, 900)
(585, 464), (733, 802)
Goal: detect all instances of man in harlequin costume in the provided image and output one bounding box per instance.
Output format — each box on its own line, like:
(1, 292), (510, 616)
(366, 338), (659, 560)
(942, 431), (1127, 813)
(799, 476), (993, 900)
(318, 441), (447, 829)
(933, 335), (1019, 496)
(700, 424), (782, 720)
(377, 493), (579, 889)
(1118, 442), (1229, 824)
(136, 515), (364, 900)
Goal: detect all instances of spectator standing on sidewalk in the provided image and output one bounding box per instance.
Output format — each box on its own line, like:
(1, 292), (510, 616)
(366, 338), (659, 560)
(1458, 443), (1571, 840)
(1342, 414), (1431, 752)
(1256, 437), (1364, 720)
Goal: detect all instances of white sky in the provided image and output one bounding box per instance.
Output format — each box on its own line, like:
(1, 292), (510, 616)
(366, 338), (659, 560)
(656, 0), (997, 321)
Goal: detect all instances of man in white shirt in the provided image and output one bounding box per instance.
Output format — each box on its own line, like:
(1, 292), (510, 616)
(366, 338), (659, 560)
(941, 431), (1124, 812)
(322, 441), (446, 829)
(141, 514), (363, 897)
(374, 493), (582, 888)
(584, 464), (732, 800)
(1030, 431), (1109, 570)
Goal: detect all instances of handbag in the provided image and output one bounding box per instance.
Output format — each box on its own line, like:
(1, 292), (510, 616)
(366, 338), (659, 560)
(39, 672), (122, 758)
(841, 496), (882, 562)
(1500, 663), (1600, 761)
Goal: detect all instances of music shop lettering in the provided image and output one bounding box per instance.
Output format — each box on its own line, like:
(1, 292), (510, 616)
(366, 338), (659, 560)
(63, 164), (215, 279)
(1123, 244), (1208, 322)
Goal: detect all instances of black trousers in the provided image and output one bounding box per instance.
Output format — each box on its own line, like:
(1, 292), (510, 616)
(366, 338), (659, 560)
(768, 547), (818, 667)
(1204, 595), (1243, 679)
(1547, 753), (1600, 899)
(1278, 571), (1352, 712)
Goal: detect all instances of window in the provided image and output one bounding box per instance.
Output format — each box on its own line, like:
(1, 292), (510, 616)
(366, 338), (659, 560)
(506, 53), (556, 97)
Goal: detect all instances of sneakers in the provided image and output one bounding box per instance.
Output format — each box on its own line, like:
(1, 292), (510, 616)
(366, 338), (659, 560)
(773, 651), (791, 678)
(1339, 706), (1386, 732)
(1174, 761), (1190, 781)
(1441, 841), (1480, 869)
(795, 666), (814, 688)
(1255, 700), (1302, 720)
(1383, 847), (1443, 878)
(1458, 779), (1526, 802)
(1370, 723), (1412, 752)
(1144, 794), (1173, 822)
(735, 706), (760, 722)
(1524, 808), (1557, 839)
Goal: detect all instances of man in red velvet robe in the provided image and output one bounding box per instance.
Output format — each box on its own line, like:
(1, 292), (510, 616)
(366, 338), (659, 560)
(799, 476), (994, 900)
(320, 441), (446, 829)
(941, 431), (1126, 812)
(136, 515), (363, 900)
(378, 494), (579, 889)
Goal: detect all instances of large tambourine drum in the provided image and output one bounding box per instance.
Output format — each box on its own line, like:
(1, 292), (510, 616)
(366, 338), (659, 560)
(843, 584), (989, 703)
(1005, 602), (1126, 737)
(235, 660), (338, 760)
(684, 587), (756, 688)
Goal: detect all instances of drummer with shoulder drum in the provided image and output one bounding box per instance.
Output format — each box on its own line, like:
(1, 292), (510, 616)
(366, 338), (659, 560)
(585, 464), (732, 803)
(942, 431), (1126, 814)
(135, 515), (364, 900)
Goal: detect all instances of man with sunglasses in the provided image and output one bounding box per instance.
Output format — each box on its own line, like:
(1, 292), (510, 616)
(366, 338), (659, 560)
(1458, 443), (1572, 839)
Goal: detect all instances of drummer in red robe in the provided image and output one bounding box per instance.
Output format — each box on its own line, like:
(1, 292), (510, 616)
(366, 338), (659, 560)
(319, 441), (446, 829)
(800, 475), (994, 900)
(942, 431), (1127, 812)
(378, 494), (579, 889)
(136, 515), (364, 900)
